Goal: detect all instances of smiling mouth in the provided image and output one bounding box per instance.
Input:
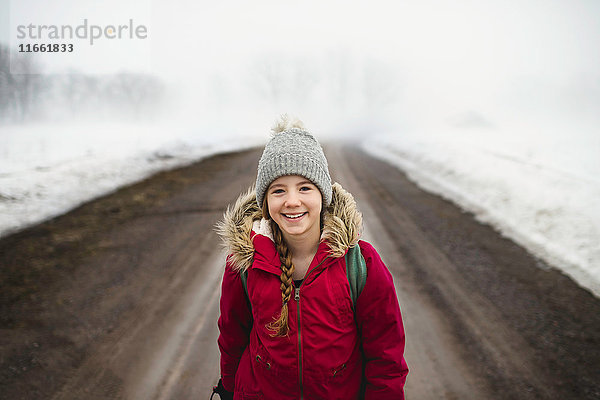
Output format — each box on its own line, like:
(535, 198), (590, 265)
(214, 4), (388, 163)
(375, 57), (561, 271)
(282, 212), (307, 219)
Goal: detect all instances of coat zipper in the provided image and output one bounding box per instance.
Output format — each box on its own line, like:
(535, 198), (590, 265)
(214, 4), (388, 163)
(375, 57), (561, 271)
(295, 256), (329, 400)
(296, 286), (303, 400)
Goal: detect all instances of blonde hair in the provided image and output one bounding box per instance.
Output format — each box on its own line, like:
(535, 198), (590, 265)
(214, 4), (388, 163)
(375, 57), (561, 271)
(262, 200), (295, 337)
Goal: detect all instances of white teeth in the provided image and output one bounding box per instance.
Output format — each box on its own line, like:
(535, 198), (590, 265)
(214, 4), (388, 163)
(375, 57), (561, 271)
(283, 213), (305, 219)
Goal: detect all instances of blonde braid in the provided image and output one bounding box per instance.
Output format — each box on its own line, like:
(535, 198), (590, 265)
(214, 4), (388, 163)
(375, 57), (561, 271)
(267, 223), (295, 337)
(262, 199), (295, 337)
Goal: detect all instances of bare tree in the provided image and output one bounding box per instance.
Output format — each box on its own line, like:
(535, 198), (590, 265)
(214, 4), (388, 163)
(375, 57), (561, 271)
(0, 45), (165, 125)
(0, 43), (42, 122)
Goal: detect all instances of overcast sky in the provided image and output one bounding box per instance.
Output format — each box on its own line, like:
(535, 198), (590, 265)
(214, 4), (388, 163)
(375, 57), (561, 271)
(2, 0), (599, 136)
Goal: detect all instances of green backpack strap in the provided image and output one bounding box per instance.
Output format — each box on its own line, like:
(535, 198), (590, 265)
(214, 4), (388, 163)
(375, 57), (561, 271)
(345, 243), (367, 310)
(240, 269), (251, 311)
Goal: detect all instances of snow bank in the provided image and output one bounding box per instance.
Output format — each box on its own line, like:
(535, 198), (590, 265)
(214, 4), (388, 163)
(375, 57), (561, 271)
(364, 131), (600, 297)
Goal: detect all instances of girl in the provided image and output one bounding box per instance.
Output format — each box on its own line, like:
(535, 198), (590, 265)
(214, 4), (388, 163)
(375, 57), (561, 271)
(214, 117), (408, 399)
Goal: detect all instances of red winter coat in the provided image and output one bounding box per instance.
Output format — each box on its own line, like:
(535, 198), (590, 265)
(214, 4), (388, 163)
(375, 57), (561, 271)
(216, 183), (408, 400)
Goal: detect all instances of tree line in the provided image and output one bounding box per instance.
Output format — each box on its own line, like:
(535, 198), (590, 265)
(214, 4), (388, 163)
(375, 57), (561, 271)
(0, 43), (164, 124)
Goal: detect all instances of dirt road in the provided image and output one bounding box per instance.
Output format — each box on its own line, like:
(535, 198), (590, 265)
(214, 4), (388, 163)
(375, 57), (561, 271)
(1, 146), (599, 399)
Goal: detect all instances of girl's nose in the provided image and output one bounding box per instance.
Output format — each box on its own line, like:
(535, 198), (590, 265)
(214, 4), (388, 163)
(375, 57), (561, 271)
(284, 192), (301, 207)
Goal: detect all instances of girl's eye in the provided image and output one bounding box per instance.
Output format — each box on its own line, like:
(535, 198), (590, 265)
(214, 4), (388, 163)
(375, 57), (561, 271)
(272, 189), (284, 194)
(299, 186), (312, 191)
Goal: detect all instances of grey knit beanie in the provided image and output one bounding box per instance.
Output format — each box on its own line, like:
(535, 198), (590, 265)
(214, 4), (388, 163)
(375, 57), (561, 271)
(256, 127), (332, 208)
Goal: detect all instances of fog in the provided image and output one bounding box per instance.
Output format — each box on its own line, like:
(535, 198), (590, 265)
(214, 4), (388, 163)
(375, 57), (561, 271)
(2, 0), (599, 139)
(148, 0), (600, 138)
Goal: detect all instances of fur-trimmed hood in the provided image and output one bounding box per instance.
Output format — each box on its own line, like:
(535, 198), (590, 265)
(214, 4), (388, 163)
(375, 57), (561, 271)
(215, 183), (363, 273)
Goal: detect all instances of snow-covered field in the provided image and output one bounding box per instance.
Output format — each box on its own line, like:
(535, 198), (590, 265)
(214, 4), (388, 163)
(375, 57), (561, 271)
(0, 123), (261, 238)
(364, 129), (600, 298)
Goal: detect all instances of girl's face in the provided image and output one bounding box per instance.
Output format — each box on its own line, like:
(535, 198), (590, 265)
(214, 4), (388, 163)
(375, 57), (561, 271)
(266, 175), (323, 241)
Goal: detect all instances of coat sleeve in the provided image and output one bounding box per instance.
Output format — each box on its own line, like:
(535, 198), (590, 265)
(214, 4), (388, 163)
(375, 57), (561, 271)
(217, 256), (253, 392)
(355, 241), (409, 400)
